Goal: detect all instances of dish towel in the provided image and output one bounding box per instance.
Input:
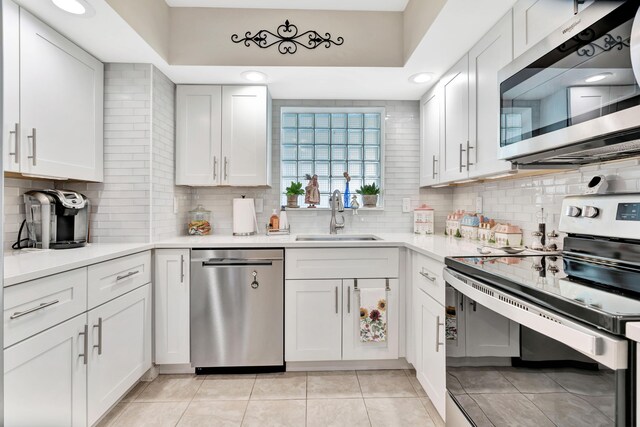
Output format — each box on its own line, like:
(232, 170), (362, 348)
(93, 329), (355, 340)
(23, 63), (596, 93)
(359, 288), (388, 343)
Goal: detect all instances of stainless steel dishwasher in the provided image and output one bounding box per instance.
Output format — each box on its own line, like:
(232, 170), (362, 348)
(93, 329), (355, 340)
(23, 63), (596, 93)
(190, 249), (284, 373)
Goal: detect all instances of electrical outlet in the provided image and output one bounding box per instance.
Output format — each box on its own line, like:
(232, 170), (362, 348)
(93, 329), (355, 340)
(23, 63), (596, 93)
(402, 198), (411, 213)
(476, 196), (483, 214)
(255, 198), (264, 213)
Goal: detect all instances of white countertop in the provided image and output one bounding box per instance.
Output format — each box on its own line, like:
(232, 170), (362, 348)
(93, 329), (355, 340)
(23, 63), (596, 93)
(3, 233), (502, 286)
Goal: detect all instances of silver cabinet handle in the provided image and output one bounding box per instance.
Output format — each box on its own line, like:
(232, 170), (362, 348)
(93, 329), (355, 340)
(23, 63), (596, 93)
(180, 255), (185, 283)
(224, 157), (229, 181)
(93, 317), (103, 355)
(10, 299), (59, 319)
(79, 324), (88, 365)
(432, 155), (438, 179)
(347, 286), (351, 314)
(9, 123), (19, 164)
(470, 300), (477, 312)
(335, 286), (338, 314)
(27, 128), (36, 166)
(466, 140), (474, 168)
(419, 269), (437, 282)
(435, 315), (445, 352)
(459, 143), (466, 172)
(116, 270), (139, 281)
(213, 156), (218, 180)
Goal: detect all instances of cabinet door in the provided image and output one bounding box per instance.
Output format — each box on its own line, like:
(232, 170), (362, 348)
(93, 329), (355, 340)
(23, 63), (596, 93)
(465, 297), (520, 357)
(285, 280), (342, 361)
(419, 83), (442, 187)
(155, 249), (190, 365)
(19, 9), (104, 181)
(5, 314), (87, 427)
(221, 86), (271, 186)
(342, 279), (399, 361)
(513, 0), (575, 58)
(87, 284), (151, 426)
(414, 289), (446, 420)
(176, 85), (222, 186)
(440, 55), (469, 183)
(3, 0), (20, 173)
(468, 11), (514, 179)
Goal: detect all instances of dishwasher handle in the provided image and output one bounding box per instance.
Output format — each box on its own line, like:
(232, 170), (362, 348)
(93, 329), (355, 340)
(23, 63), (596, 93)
(201, 259), (274, 267)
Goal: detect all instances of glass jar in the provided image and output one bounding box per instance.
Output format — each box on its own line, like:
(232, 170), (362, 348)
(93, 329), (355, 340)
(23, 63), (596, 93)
(188, 205), (212, 235)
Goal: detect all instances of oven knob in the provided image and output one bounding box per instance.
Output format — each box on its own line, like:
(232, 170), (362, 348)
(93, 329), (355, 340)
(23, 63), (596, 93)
(565, 206), (582, 217)
(581, 206), (599, 218)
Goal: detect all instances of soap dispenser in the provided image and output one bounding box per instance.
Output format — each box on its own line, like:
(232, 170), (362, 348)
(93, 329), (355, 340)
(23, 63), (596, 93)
(269, 209), (280, 230)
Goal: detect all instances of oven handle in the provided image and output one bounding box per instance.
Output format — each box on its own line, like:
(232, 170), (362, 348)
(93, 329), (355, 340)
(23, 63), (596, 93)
(443, 268), (628, 370)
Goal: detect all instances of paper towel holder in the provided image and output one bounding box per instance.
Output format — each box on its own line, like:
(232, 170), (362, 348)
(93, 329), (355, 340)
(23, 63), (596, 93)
(232, 195), (259, 236)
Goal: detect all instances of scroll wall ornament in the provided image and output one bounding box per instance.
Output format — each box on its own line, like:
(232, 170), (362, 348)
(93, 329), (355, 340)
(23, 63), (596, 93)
(558, 28), (630, 58)
(231, 19), (344, 54)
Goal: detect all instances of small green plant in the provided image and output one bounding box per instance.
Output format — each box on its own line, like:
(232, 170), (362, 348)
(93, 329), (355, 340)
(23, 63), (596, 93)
(285, 181), (304, 196)
(454, 229), (462, 238)
(444, 229), (448, 236)
(356, 183), (380, 195)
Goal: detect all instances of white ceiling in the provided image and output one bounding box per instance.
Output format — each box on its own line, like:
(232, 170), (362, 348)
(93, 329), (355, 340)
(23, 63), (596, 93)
(14, 0), (516, 100)
(164, 0), (410, 12)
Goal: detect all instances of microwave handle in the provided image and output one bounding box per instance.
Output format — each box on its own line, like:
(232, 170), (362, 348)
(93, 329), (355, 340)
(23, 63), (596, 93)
(632, 5), (640, 85)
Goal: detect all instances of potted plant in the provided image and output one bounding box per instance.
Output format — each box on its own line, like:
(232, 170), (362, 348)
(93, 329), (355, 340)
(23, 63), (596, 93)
(356, 183), (380, 208)
(285, 181), (304, 208)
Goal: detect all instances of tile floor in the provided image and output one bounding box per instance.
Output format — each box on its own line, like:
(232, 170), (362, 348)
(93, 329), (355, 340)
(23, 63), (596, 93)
(98, 369), (444, 427)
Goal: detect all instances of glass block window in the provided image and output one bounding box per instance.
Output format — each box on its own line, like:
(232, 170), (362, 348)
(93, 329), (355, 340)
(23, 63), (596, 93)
(281, 108), (383, 208)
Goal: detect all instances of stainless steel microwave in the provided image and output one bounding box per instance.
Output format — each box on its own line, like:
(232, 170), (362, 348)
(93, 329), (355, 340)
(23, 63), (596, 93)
(498, 1), (640, 166)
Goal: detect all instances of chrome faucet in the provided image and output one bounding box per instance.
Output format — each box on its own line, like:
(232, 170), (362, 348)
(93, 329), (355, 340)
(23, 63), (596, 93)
(329, 189), (345, 234)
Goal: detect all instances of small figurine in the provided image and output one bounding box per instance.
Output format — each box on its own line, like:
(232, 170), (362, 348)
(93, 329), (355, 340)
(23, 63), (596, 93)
(304, 174), (320, 208)
(343, 172), (351, 208)
(350, 194), (360, 214)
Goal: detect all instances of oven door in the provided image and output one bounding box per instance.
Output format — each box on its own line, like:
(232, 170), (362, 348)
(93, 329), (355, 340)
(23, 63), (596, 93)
(498, 0), (640, 165)
(444, 268), (633, 427)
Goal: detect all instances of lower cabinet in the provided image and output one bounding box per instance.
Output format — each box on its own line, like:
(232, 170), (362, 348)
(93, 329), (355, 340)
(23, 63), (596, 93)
(5, 314), (87, 427)
(155, 249), (190, 364)
(285, 278), (399, 362)
(88, 284), (152, 426)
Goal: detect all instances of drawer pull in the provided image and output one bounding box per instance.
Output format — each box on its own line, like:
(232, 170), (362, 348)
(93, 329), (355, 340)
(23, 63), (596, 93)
(419, 270), (437, 282)
(10, 299), (60, 319)
(116, 270), (140, 281)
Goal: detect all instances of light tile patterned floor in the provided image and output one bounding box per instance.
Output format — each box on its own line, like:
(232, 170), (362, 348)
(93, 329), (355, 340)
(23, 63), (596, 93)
(98, 369), (444, 427)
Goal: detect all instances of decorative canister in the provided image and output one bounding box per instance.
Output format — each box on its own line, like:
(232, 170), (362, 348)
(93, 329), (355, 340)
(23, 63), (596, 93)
(188, 204), (212, 235)
(413, 204), (434, 235)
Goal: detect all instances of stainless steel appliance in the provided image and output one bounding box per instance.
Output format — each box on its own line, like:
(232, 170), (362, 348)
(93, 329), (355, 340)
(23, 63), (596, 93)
(444, 193), (640, 426)
(23, 189), (90, 249)
(499, 1), (640, 166)
(191, 249), (284, 373)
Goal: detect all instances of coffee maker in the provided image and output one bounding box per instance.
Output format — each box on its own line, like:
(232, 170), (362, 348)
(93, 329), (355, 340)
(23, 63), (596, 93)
(24, 190), (90, 249)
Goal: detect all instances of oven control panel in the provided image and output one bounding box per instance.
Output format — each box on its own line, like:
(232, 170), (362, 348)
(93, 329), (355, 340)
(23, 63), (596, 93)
(560, 193), (640, 239)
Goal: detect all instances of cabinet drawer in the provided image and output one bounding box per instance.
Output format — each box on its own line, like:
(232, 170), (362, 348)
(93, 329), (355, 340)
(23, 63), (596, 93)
(88, 251), (151, 309)
(412, 252), (445, 305)
(286, 248), (399, 279)
(4, 268), (87, 348)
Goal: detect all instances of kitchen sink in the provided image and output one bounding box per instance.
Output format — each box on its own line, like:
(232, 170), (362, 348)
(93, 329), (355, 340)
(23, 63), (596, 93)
(296, 235), (381, 241)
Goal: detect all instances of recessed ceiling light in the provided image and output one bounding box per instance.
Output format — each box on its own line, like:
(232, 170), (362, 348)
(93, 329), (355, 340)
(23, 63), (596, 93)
(585, 72), (613, 83)
(241, 71), (268, 83)
(408, 73), (434, 84)
(51, 0), (87, 15)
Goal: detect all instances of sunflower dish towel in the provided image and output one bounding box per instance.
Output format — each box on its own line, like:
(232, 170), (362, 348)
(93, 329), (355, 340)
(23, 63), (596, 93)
(359, 288), (387, 343)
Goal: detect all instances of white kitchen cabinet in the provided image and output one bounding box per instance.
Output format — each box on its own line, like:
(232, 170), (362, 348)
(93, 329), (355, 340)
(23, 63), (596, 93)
(5, 314), (87, 427)
(440, 55), (470, 183)
(419, 83), (442, 187)
(176, 85), (272, 187)
(513, 0), (593, 58)
(87, 284), (152, 426)
(465, 296), (520, 357)
(414, 287), (446, 420)
(19, 8), (104, 181)
(468, 11), (514, 179)
(176, 85), (222, 186)
(3, 0), (20, 173)
(285, 280), (343, 361)
(155, 249), (190, 365)
(342, 279), (399, 361)
(222, 86), (272, 186)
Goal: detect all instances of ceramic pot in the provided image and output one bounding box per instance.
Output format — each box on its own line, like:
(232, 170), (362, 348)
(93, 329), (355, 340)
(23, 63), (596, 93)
(362, 194), (378, 208)
(286, 194), (299, 208)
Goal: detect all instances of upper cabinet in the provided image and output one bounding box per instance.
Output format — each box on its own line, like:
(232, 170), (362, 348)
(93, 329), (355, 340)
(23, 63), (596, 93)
(176, 85), (272, 187)
(440, 55), (469, 183)
(419, 83), (441, 187)
(3, 2), (104, 182)
(513, 0), (593, 58)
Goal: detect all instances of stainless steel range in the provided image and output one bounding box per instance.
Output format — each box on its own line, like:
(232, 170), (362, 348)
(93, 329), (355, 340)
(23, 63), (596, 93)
(444, 193), (640, 426)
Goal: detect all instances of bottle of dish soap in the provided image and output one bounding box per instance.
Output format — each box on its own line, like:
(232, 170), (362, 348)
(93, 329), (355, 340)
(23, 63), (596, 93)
(279, 206), (289, 230)
(269, 209), (280, 230)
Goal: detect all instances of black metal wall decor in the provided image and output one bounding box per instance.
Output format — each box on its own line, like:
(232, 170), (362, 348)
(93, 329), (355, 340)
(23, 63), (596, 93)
(231, 20), (344, 55)
(558, 28), (630, 58)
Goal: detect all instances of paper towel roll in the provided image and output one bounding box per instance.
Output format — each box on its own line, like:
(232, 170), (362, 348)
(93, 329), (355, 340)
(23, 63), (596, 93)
(233, 198), (258, 236)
